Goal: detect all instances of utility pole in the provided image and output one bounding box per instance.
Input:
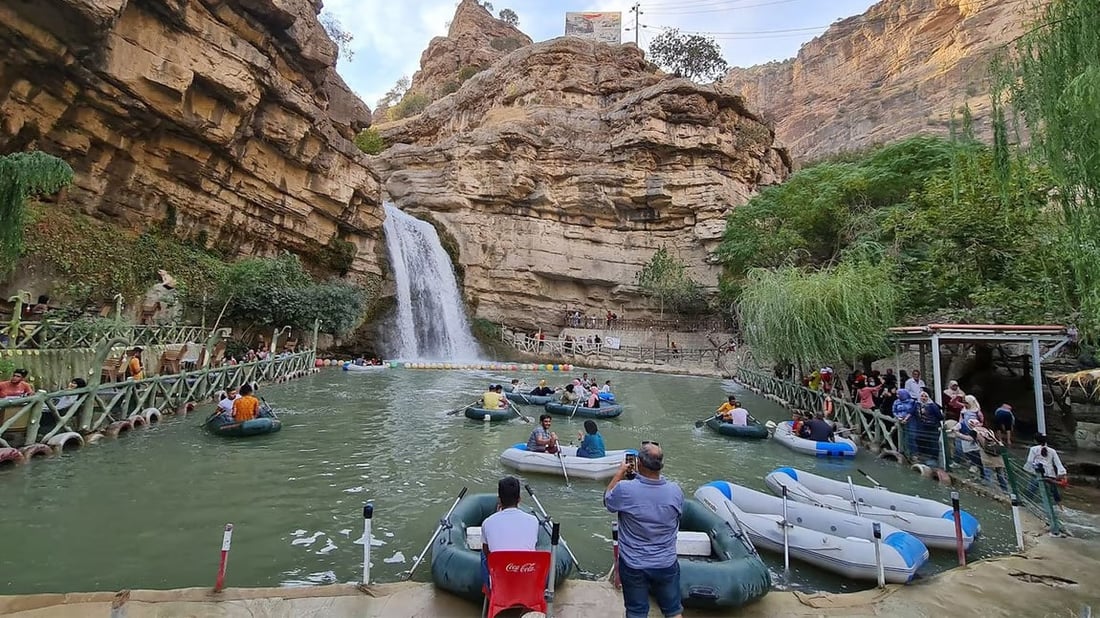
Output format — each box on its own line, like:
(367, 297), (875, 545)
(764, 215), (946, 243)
(628, 2), (642, 46)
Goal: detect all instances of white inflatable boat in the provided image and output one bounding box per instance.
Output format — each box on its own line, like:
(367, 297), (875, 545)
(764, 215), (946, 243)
(771, 421), (858, 458)
(695, 481), (928, 583)
(344, 363), (387, 372)
(764, 468), (980, 551)
(499, 444), (634, 480)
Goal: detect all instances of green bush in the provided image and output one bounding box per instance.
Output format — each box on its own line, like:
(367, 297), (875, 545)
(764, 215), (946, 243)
(392, 93), (430, 119)
(441, 80), (460, 96)
(354, 128), (386, 154)
(318, 236), (357, 275)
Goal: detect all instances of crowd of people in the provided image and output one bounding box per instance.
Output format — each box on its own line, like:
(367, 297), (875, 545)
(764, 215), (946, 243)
(798, 365), (1065, 505)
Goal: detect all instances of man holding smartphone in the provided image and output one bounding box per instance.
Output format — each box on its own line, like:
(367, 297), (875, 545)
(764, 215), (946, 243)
(604, 442), (684, 618)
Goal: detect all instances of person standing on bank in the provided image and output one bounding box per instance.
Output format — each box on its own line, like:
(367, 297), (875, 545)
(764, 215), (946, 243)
(604, 442), (684, 618)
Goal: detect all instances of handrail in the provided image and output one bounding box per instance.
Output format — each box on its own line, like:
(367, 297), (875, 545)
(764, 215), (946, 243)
(0, 349), (317, 448)
(2, 320), (211, 350)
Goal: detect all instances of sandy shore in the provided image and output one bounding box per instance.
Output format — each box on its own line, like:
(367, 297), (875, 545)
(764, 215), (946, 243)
(2, 514), (1095, 618)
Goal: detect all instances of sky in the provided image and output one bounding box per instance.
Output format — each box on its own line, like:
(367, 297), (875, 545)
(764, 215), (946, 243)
(322, 0), (879, 108)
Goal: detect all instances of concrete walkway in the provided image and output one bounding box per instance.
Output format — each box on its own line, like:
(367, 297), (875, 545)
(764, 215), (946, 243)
(2, 521), (1096, 617)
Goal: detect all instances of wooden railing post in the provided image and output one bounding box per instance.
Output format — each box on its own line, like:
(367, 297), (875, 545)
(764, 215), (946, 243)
(78, 336), (129, 432)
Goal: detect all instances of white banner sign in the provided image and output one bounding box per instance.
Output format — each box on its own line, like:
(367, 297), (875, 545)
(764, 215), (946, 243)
(605, 336), (621, 350)
(565, 12), (622, 44)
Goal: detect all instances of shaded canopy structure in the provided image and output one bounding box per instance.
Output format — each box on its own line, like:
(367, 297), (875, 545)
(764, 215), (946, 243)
(889, 324), (1074, 435)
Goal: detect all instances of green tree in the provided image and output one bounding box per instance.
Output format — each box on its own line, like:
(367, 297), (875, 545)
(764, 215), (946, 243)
(647, 28), (728, 82)
(320, 11), (354, 62)
(737, 258), (899, 368)
(635, 248), (702, 317)
(998, 0), (1100, 338)
(499, 8), (519, 26)
(354, 127), (385, 155)
(0, 151), (73, 272)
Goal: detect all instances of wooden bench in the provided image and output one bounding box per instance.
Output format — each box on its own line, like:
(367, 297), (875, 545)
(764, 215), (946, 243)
(282, 338), (298, 353)
(139, 301), (162, 325)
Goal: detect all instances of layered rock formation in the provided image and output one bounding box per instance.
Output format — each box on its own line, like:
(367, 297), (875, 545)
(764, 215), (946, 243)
(371, 37), (789, 330)
(0, 0), (383, 277)
(724, 0), (1040, 161)
(406, 0), (532, 102)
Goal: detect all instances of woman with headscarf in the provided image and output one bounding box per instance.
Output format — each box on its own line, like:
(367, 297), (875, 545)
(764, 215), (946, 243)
(576, 420), (606, 458)
(529, 379), (555, 397)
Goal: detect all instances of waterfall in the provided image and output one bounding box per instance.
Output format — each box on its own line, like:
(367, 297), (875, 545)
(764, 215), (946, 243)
(382, 203), (481, 361)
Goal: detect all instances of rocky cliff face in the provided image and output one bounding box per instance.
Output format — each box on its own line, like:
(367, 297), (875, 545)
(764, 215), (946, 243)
(371, 37), (789, 330)
(406, 0), (532, 103)
(724, 0), (1038, 161)
(0, 0), (384, 277)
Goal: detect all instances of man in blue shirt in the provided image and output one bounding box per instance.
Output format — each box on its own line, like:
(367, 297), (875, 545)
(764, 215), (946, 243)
(604, 442), (684, 618)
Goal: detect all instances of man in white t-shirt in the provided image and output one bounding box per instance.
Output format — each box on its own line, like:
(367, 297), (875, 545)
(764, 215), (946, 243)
(481, 476), (540, 590)
(728, 405), (749, 427)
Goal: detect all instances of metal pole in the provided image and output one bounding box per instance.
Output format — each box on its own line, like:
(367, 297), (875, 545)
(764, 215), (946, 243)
(545, 523), (560, 618)
(214, 523), (233, 592)
(872, 522), (885, 588)
(780, 485), (790, 576)
(846, 476), (863, 517)
(951, 492), (966, 566)
(611, 521), (620, 589)
(362, 502), (374, 585)
(930, 333), (943, 406)
(1030, 336), (1047, 435)
(1010, 493), (1025, 552)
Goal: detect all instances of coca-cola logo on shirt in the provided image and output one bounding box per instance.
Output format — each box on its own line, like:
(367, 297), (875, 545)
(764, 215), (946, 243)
(505, 562), (537, 573)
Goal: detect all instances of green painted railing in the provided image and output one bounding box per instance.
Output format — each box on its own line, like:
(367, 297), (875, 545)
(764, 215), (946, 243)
(734, 366), (902, 453)
(0, 343), (316, 448)
(3, 319), (209, 350)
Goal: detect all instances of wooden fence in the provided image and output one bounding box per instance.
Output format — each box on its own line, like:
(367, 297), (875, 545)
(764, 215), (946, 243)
(4, 319), (208, 350)
(0, 336), (316, 448)
(502, 328), (726, 368)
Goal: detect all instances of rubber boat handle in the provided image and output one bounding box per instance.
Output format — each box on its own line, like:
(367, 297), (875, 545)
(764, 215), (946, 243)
(550, 522), (561, 545)
(687, 586), (719, 600)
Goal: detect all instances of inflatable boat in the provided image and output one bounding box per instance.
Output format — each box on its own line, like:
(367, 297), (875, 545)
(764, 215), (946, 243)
(704, 416), (769, 440)
(695, 481), (928, 583)
(463, 406), (516, 422)
(543, 401), (623, 419)
(771, 420), (858, 457)
(430, 493), (574, 602)
(505, 392), (555, 406)
(203, 408), (281, 438)
(344, 363), (386, 372)
(500, 444), (632, 480)
(765, 467), (980, 550)
(667, 499), (771, 610)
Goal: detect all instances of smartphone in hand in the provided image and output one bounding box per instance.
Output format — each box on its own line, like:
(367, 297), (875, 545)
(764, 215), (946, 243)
(624, 453), (637, 479)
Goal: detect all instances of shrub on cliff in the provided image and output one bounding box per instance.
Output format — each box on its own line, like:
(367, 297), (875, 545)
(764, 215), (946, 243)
(215, 253), (366, 336)
(354, 128), (386, 155)
(0, 151), (72, 273)
(391, 93), (430, 119)
(636, 248), (703, 317)
(490, 36), (524, 53)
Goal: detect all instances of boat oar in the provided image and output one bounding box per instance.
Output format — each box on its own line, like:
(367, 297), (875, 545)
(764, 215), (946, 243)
(780, 484), (791, 577)
(508, 400), (532, 423)
(569, 400), (581, 419)
(556, 450), (570, 484)
(445, 400), (480, 416)
(857, 468), (884, 488)
(524, 483), (582, 570)
(260, 397), (279, 419)
(405, 486), (467, 580)
(846, 475), (863, 517)
(694, 414), (719, 428)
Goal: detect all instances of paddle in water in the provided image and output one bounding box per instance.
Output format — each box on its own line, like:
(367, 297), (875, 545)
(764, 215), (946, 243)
(445, 399), (481, 416)
(508, 400), (532, 423)
(405, 486), (467, 579)
(857, 468), (884, 488)
(524, 483), (582, 571)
